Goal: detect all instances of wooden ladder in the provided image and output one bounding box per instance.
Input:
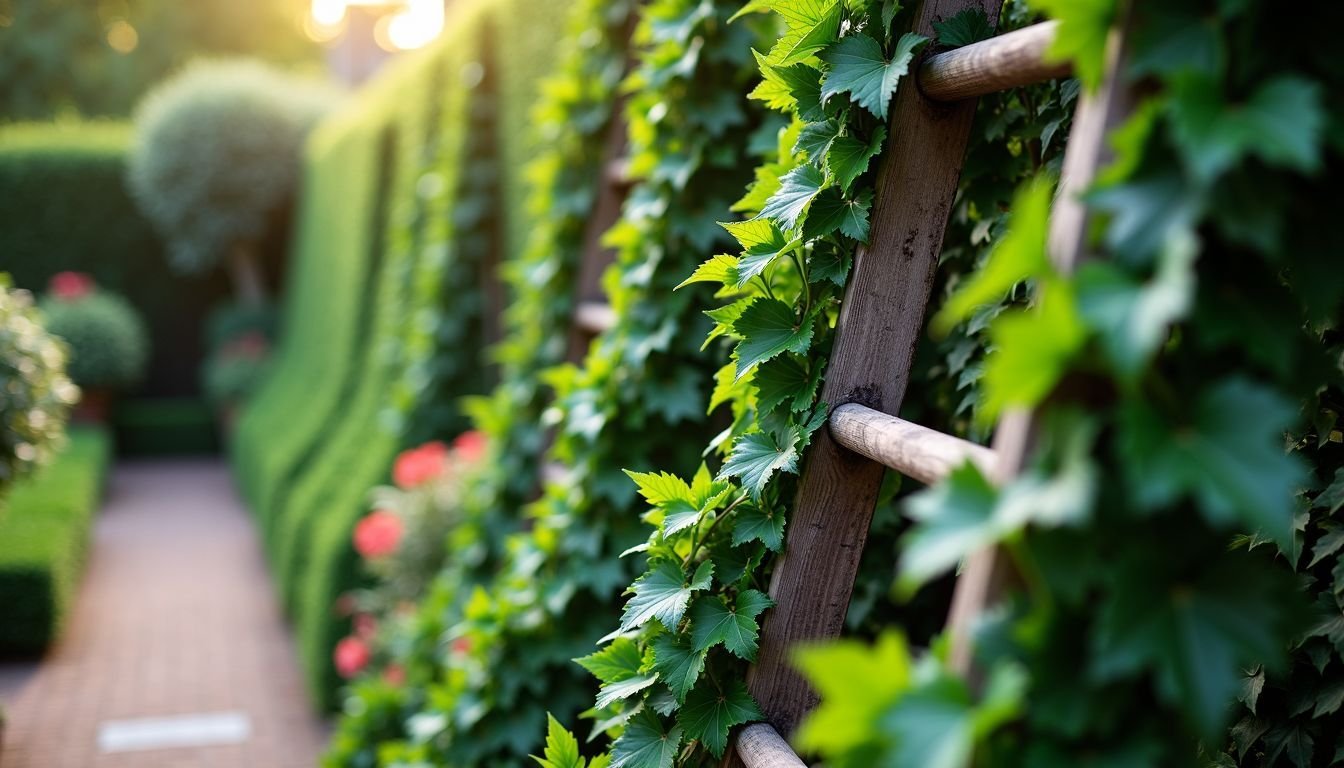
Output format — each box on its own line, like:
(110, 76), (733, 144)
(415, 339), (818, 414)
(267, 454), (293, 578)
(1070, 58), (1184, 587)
(730, 2), (1133, 766)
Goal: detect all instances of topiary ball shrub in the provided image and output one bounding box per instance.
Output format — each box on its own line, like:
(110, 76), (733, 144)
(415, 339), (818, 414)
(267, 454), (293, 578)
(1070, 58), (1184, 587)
(0, 275), (78, 499)
(126, 59), (339, 283)
(39, 278), (149, 394)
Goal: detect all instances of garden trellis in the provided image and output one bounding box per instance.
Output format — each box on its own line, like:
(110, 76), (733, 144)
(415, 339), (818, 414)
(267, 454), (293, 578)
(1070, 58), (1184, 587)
(730, 3), (1128, 766)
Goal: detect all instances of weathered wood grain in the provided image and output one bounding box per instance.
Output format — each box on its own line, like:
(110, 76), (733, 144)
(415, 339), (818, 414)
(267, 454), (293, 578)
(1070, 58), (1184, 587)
(829, 403), (997, 485)
(730, 1), (1007, 756)
(919, 20), (1070, 102)
(736, 723), (809, 768)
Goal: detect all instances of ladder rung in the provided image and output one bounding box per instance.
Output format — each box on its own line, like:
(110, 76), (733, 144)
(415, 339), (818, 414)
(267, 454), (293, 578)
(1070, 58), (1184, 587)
(574, 300), (617, 334)
(736, 723), (808, 768)
(919, 20), (1071, 103)
(829, 403), (997, 485)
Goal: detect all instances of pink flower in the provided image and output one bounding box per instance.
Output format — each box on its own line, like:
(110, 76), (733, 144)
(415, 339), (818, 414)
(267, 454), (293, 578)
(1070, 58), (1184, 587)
(450, 636), (472, 657)
(353, 613), (378, 639)
(49, 271), (94, 300)
(392, 441), (449, 488)
(353, 510), (403, 559)
(382, 664), (406, 686)
(334, 636), (371, 679)
(452, 431), (487, 463)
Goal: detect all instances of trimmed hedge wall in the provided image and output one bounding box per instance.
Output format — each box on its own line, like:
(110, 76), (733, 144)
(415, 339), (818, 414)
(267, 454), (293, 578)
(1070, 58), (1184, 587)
(230, 0), (551, 709)
(0, 123), (232, 400)
(0, 427), (111, 654)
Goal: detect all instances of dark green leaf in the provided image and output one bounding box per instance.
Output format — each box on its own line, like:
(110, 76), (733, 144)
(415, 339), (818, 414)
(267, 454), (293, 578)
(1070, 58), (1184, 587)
(731, 299), (814, 379)
(650, 634), (706, 704)
(678, 678), (763, 757)
(820, 32), (927, 118)
(761, 163), (826, 231)
(611, 709), (682, 768)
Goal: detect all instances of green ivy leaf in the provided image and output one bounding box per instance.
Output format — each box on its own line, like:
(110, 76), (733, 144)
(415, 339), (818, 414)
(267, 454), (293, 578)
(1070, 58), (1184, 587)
(1170, 75), (1325, 182)
(753, 354), (822, 415)
(721, 428), (802, 499)
(611, 709), (682, 768)
(650, 634), (706, 704)
(820, 32), (928, 118)
(689, 589), (774, 659)
(731, 502), (788, 551)
(805, 187), (874, 241)
(899, 463), (999, 590)
(761, 163), (826, 231)
(795, 632), (912, 755)
(796, 118), (843, 162)
(933, 177), (1052, 335)
(981, 280), (1087, 420)
(576, 637), (645, 684)
(932, 8), (993, 47)
(1092, 555), (1297, 738)
(825, 125), (885, 193)
(596, 673), (659, 710)
(1075, 232), (1195, 381)
(677, 254), (738, 290)
(731, 299), (814, 380)
(621, 561), (713, 631)
(1308, 521), (1344, 569)
(1313, 468), (1344, 514)
(767, 0), (843, 66)
(532, 714), (585, 768)
(1118, 379), (1307, 548)
(1031, 0), (1115, 90)
(677, 678), (763, 757)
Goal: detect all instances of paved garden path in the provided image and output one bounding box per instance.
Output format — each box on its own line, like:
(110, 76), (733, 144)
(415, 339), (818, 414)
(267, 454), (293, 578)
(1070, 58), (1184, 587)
(0, 461), (327, 767)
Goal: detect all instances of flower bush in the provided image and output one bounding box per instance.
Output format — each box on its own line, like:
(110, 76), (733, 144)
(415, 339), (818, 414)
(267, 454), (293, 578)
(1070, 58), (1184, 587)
(39, 276), (148, 395)
(331, 434), (489, 686)
(0, 275), (78, 501)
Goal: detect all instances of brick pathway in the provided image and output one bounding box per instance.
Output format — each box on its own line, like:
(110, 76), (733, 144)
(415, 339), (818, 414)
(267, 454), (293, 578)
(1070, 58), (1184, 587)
(0, 461), (327, 767)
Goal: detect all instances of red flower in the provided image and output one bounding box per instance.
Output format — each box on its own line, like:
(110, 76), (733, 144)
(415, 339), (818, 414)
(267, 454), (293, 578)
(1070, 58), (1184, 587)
(353, 510), (403, 559)
(382, 663), (406, 686)
(452, 430), (488, 463)
(392, 441), (449, 488)
(334, 636), (371, 679)
(49, 271), (94, 300)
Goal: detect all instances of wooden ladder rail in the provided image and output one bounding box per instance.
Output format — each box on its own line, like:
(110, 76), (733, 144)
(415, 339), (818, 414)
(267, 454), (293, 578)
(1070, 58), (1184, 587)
(731, 8), (1132, 768)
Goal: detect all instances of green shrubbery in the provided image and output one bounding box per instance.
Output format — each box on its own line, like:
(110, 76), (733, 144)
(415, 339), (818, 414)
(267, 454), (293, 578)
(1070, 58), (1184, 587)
(40, 283), (149, 393)
(0, 122), (228, 401)
(0, 427), (111, 653)
(0, 278), (78, 502)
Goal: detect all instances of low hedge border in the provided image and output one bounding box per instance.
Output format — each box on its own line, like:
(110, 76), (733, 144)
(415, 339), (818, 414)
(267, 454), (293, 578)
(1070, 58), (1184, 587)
(0, 427), (111, 654)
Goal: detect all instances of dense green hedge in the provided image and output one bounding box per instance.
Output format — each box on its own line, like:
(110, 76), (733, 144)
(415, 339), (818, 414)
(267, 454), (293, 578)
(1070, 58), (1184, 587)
(0, 123), (234, 400)
(0, 427), (111, 654)
(231, 0), (556, 709)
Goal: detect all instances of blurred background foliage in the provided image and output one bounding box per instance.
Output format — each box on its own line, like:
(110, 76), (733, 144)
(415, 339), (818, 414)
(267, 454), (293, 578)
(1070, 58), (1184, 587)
(0, 0), (319, 121)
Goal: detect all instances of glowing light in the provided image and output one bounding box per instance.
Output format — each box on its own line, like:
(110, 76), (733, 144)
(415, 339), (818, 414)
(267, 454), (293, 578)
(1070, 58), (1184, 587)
(106, 20), (139, 54)
(311, 0), (347, 26)
(383, 0), (444, 51)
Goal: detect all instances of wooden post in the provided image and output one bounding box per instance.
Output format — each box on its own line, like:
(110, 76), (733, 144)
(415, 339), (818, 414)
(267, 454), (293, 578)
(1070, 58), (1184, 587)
(731, 1), (1007, 756)
(944, 13), (1134, 677)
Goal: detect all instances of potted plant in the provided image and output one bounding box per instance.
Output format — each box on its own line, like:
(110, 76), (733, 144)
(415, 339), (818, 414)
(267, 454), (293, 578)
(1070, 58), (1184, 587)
(39, 272), (148, 423)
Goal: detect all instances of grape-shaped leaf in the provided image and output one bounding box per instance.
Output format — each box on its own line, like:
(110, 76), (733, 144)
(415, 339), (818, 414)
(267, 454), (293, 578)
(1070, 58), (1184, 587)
(678, 678), (763, 758)
(596, 673), (659, 710)
(611, 709), (682, 768)
(767, 0), (843, 66)
(689, 590), (775, 659)
(932, 8), (994, 47)
(820, 32), (928, 118)
(731, 503), (788, 551)
(825, 125), (885, 193)
(761, 164), (826, 231)
(731, 298), (814, 380)
(805, 187), (874, 241)
(721, 429), (802, 499)
(650, 633), (706, 704)
(532, 714), (584, 768)
(576, 637), (644, 683)
(620, 561), (714, 631)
